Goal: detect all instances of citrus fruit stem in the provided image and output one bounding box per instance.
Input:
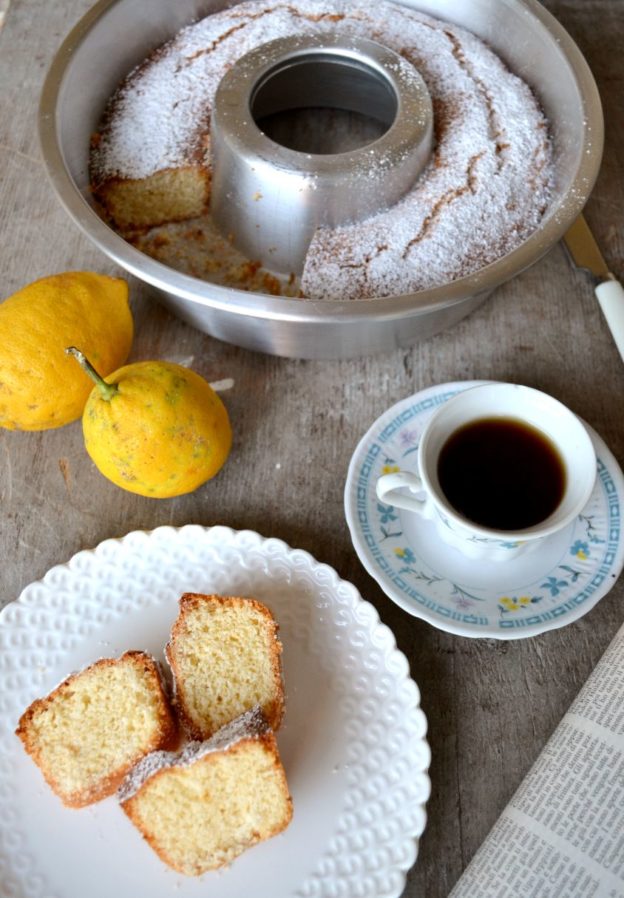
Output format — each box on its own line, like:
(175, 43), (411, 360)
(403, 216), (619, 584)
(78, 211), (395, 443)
(65, 346), (119, 401)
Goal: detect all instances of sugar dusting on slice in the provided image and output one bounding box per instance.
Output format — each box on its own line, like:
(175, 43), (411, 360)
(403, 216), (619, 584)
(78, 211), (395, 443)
(118, 706), (269, 803)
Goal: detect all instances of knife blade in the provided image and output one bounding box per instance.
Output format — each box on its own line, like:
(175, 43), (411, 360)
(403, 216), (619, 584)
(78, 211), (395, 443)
(563, 214), (624, 362)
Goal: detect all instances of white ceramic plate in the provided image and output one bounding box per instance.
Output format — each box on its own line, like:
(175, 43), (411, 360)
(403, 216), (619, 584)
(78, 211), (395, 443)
(0, 525), (430, 898)
(345, 381), (624, 639)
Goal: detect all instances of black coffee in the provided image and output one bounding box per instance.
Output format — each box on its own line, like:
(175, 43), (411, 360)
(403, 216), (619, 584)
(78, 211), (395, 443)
(437, 417), (566, 531)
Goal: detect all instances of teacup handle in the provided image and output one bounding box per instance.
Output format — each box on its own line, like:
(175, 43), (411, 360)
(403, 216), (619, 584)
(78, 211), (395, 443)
(376, 471), (432, 517)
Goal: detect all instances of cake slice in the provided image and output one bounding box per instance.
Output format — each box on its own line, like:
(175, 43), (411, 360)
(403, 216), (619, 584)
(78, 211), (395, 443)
(119, 706), (293, 874)
(92, 164), (211, 232)
(166, 593), (284, 739)
(16, 650), (177, 807)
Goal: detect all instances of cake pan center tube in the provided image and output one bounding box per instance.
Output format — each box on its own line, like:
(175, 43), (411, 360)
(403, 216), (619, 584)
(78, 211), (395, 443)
(210, 34), (434, 276)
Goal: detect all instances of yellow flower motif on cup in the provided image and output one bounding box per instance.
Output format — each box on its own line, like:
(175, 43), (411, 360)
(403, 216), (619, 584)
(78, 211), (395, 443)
(499, 595), (533, 612)
(381, 464), (400, 475)
(394, 546), (416, 564)
(570, 540), (590, 560)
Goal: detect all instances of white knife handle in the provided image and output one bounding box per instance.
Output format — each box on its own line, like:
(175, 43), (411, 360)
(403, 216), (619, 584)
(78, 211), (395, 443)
(595, 277), (624, 363)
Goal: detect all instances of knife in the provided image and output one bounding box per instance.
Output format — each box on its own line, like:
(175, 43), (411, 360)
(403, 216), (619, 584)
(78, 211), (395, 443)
(563, 214), (624, 362)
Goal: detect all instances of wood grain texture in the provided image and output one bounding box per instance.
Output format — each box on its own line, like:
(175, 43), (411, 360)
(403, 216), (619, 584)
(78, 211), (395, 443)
(0, 1), (623, 895)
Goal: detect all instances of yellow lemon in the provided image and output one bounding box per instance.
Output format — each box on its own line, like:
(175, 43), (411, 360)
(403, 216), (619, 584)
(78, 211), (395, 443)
(0, 272), (133, 430)
(69, 350), (232, 498)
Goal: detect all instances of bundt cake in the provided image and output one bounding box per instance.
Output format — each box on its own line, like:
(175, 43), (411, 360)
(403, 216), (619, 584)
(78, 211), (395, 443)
(90, 0), (554, 298)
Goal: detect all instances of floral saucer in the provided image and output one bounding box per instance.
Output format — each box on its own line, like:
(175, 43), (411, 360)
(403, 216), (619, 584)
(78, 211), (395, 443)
(344, 381), (624, 639)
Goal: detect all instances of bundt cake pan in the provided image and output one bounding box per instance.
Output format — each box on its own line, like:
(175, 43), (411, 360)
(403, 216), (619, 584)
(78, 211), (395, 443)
(39, 0), (603, 359)
(211, 32), (434, 275)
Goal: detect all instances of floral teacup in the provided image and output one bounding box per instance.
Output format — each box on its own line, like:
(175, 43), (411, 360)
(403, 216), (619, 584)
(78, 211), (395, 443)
(376, 383), (596, 561)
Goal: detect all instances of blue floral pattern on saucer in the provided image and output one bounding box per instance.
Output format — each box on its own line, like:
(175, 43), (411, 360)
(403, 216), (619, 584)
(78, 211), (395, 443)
(344, 381), (624, 639)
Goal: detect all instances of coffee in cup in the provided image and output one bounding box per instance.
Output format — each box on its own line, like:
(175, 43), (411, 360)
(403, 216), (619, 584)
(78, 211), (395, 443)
(376, 383), (596, 561)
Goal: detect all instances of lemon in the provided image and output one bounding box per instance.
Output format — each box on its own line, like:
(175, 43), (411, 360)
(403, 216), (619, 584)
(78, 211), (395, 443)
(68, 350), (232, 498)
(0, 272), (133, 430)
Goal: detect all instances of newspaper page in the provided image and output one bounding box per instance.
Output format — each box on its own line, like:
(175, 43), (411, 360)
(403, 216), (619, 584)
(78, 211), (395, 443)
(449, 623), (624, 898)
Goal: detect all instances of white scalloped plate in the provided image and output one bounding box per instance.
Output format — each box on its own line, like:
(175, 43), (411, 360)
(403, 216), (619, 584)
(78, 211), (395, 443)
(0, 525), (430, 898)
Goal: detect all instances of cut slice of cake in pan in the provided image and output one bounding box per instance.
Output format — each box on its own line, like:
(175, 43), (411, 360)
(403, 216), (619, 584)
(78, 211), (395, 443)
(119, 706), (293, 874)
(166, 593), (284, 739)
(15, 650), (177, 807)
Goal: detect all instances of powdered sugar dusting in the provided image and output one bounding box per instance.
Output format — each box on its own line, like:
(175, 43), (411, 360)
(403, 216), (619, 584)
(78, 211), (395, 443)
(92, 0), (555, 299)
(118, 706), (269, 803)
(301, 5), (553, 297)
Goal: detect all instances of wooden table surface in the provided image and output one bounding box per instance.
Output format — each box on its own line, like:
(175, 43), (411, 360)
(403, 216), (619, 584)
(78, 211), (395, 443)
(1, 1), (623, 895)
